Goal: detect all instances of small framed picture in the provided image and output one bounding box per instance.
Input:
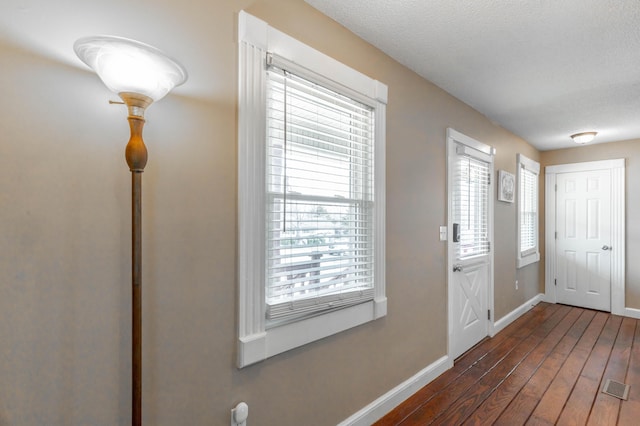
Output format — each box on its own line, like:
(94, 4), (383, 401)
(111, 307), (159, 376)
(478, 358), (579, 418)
(498, 170), (515, 203)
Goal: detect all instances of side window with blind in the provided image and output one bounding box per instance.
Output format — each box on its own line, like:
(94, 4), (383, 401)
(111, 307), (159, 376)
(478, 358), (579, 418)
(237, 11), (387, 367)
(517, 154), (540, 268)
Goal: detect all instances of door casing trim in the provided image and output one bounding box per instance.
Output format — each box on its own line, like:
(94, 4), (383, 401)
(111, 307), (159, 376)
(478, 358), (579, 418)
(544, 159), (626, 314)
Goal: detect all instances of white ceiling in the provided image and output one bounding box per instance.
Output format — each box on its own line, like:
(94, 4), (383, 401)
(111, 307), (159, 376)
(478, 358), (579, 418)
(305, 0), (640, 151)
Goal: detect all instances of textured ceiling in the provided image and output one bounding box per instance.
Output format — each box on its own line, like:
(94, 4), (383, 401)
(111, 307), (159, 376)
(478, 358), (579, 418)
(305, 0), (640, 150)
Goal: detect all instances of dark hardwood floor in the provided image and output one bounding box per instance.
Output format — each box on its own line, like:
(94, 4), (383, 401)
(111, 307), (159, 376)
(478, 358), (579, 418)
(374, 302), (640, 425)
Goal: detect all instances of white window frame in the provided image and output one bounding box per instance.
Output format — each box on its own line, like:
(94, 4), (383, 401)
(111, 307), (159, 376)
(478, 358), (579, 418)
(516, 154), (540, 268)
(237, 11), (387, 368)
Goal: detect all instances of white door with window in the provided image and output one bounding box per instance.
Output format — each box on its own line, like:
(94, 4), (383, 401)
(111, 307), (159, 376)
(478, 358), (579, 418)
(555, 169), (612, 311)
(447, 129), (494, 359)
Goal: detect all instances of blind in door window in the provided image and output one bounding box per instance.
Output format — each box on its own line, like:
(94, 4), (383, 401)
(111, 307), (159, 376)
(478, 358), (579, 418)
(520, 166), (538, 255)
(265, 65), (376, 323)
(454, 152), (490, 260)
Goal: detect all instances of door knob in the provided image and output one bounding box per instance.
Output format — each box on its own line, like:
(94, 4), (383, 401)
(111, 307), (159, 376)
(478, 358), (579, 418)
(602, 245), (612, 251)
(453, 264), (463, 272)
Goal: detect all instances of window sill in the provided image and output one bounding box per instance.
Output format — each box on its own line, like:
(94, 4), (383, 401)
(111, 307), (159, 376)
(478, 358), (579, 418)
(238, 297), (386, 368)
(517, 251), (540, 269)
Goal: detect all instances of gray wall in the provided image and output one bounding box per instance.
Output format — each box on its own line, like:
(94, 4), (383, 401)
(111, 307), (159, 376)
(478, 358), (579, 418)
(0, 0), (541, 424)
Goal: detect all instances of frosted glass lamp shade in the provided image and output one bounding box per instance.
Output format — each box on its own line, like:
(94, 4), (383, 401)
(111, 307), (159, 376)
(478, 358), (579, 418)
(74, 35), (187, 102)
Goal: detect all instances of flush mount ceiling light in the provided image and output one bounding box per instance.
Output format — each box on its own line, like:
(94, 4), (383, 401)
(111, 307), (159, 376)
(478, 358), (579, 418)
(570, 131), (597, 144)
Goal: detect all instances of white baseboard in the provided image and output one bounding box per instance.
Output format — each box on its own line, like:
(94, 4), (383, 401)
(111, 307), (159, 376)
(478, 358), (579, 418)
(624, 307), (640, 319)
(491, 293), (544, 337)
(338, 355), (452, 426)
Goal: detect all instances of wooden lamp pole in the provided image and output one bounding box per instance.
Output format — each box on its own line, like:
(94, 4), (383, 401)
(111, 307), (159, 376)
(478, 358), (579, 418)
(122, 92), (151, 426)
(74, 36), (187, 426)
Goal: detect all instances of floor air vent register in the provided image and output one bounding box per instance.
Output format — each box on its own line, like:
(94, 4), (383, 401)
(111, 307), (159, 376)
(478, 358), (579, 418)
(602, 379), (630, 400)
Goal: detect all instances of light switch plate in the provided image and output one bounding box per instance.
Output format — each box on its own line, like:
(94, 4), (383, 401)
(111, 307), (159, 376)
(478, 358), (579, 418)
(439, 226), (447, 241)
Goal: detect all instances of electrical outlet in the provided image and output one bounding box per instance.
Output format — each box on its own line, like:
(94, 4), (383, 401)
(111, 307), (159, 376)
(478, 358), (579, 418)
(231, 402), (248, 426)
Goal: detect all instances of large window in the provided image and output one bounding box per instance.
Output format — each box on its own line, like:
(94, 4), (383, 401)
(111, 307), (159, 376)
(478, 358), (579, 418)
(517, 154), (540, 268)
(237, 11), (387, 367)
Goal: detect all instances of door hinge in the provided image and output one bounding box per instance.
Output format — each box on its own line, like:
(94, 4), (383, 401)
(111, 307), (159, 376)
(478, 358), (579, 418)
(488, 309), (491, 320)
(488, 172), (491, 185)
(554, 279), (557, 286)
(555, 231), (557, 240)
(555, 184), (558, 192)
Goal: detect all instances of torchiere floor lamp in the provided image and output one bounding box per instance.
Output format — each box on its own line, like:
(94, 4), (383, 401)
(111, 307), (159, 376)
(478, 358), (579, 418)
(74, 36), (187, 426)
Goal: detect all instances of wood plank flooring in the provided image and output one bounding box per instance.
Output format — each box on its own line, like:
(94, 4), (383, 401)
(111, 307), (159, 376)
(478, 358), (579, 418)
(374, 302), (640, 425)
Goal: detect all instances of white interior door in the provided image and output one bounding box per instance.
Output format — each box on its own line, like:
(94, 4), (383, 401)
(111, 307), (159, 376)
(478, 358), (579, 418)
(447, 129), (493, 359)
(556, 169), (611, 311)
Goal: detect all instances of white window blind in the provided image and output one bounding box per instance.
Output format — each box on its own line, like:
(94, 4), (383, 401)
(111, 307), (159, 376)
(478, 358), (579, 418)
(516, 153), (540, 268)
(520, 166), (538, 256)
(265, 64), (375, 323)
(454, 151), (490, 260)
